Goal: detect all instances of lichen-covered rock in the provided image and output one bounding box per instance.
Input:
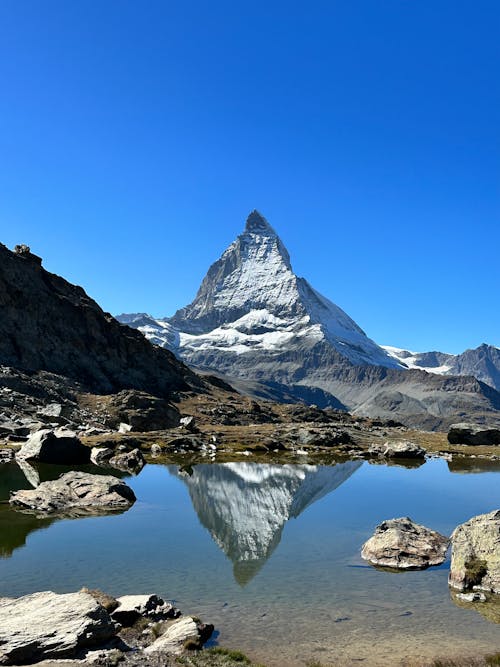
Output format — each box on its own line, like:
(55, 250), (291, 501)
(449, 510), (500, 593)
(9, 471), (136, 516)
(16, 428), (90, 464)
(0, 591), (116, 664)
(367, 440), (426, 459)
(448, 423), (500, 446)
(361, 517), (449, 570)
(144, 616), (213, 655)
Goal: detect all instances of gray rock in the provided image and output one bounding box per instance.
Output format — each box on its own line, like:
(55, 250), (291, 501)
(109, 448), (145, 472)
(0, 591), (116, 664)
(150, 443), (162, 457)
(449, 509), (500, 593)
(456, 591), (486, 602)
(179, 415), (198, 432)
(144, 616), (213, 655)
(90, 447), (114, 465)
(10, 471), (136, 516)
(367, 440), (426, 459)
(0, 448), (14, 463)
(111, 594), (179, 626)
(16, 429), (90, 464)
(361, 517), (449, 570)
(448, 423), (500, 446)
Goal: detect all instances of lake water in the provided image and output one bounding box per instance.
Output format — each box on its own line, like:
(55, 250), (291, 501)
(1, 457), (499, 666)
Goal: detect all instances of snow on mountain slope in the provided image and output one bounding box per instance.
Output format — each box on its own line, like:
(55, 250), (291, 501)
(382, 346), (454, 375)
(119, 211), (401, 369)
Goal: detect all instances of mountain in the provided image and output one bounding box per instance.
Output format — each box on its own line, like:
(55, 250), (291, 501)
(169, 461), (361, 585)
(119, 211), (500, 430)
(0, 242), (201, 398)
(383, 344), (500, 392)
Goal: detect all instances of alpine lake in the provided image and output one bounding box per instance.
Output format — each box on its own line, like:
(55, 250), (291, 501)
(1, 453), (499, 667)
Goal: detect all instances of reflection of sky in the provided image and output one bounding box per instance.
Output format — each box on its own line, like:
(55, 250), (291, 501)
(0, 458), (500, 665)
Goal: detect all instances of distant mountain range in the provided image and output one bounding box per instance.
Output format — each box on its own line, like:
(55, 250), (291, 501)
(118, 211), (500, 430)
(383, 344), (500, 392)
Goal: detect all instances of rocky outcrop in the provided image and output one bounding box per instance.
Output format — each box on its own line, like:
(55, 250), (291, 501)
(97, 391), (181, 432)
(0, 591), (116, 664)
(10, 471), (136, 516)
(0, 242), (201, 398)
(449, 510), (500, 593)
(109, 448), (145, 472)
(361, 517), (449, 570)
(367, 440), (426, 459)
(16, 428), (90, 464)
(144, 616), (213, 655)
(448, 423), (500, 446)
(111, 594), (179, 626)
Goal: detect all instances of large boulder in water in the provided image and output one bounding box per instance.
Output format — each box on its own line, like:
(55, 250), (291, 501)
(361, 517), (449, 570)
(9, 471), (136, 516)
(449, 510), (500, 593)
(16, 428), (90, 464)
(0, 590), (116, 664)
(448, 423), (500, 446)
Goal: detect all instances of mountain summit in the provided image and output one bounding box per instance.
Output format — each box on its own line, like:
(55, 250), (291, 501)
(167, 211), (398, 367)
(118, 211), (500, 429)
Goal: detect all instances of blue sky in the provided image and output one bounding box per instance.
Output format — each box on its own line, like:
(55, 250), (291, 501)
(0, 1), (498, 354)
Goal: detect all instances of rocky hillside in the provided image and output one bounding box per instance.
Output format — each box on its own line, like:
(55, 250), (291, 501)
(0, 243), (201, 398)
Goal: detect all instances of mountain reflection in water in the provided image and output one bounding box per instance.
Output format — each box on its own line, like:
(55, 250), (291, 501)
(169, 461), (362, 585)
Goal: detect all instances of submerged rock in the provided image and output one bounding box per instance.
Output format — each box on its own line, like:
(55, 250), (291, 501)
(0, 591), (116, 664)
(448, 423), (500, 446)
(367, 440), (426, 459)
(9, 471), (136, 516)
(111, 594), (179, 626)
(16, 428), (90, 464)
(361, 517), (449, 570)
(144, 616), (213, 655)
(449, 510), (500, 593)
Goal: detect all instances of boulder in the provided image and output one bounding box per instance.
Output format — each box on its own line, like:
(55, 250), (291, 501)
(449, 510), (500, 593)
(109, 448), (145, 472)
(0, 449), (14, 463)
(179, 415), (198, 433)
(367, 440), (426, 459)
(10, 471), (136, 516)
(144, 616), (213, 655)
(16, 429), (90, 464)
(361, 517), (449, 570)
(90, 446), (114, 465)
(102, 391), (180, 431)
(448, 423), (500, 446)
(111, 594), (179, 626)
(0, 591), (116, 664)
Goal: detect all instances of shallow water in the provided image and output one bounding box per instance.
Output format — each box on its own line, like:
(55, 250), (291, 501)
(1, 457), (499, 666)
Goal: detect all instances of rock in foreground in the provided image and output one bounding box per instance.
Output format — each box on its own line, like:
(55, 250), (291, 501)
(367, 440), (426, 459)
(361, 517), (449, 570)
(16, 429), (90, 464)
(449, 510), (500, 593)
(9, 471), (136, 516)
(448, 423), (500, 446)
(0, 591), (116, 665)
(144, 616), (214, 655)
(112, 594), (179, 626)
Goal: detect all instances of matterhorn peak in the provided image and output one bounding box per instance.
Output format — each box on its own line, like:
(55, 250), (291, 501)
(244, 210), (277, 236)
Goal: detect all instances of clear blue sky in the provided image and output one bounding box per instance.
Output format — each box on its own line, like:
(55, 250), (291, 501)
(0, 1), (498, 354)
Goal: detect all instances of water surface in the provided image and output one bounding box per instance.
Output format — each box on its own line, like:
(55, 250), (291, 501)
(1, 458), (499, 666)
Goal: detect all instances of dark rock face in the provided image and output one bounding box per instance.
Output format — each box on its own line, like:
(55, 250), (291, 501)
(448, 344), (500, 392)
(102, 390), (180, 431)
(0, 243), (200, 398)
(16, 429), (90, 464)
(448, 423), (500, 446)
